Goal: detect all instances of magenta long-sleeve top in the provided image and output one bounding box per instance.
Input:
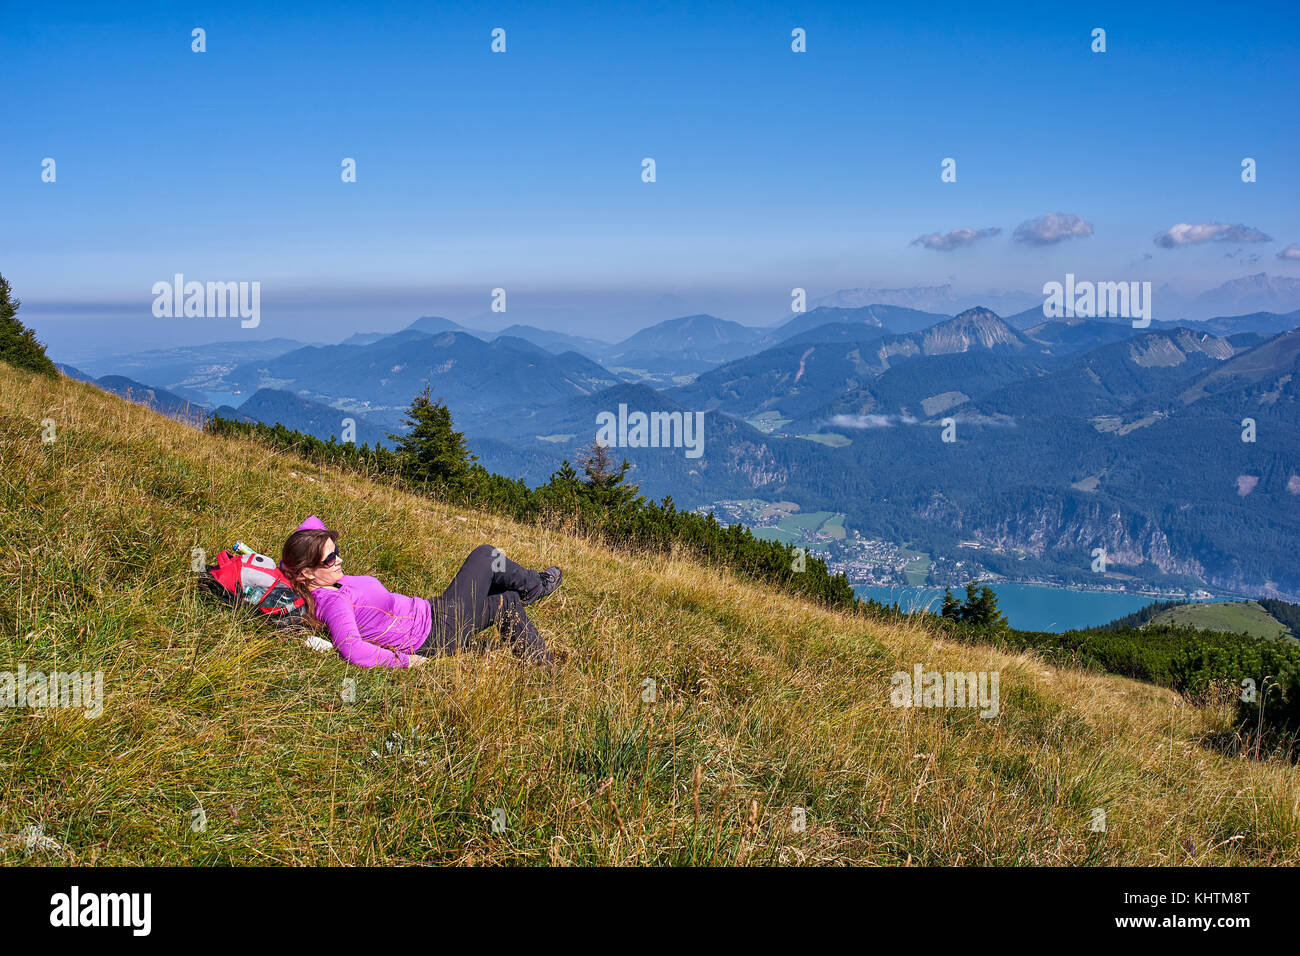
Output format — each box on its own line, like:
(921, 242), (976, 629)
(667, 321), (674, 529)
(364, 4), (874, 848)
(291, 517), (432, 668)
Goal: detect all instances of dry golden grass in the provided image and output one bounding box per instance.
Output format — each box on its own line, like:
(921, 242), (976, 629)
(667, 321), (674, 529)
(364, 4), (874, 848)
(1, 362), (1298, 864)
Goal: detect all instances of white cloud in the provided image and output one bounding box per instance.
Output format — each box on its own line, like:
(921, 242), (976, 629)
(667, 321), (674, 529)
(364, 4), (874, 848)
(1013, 212), (1093, 246)
(1154, 222), (1272, 248)
(1277, 244), (1300, 261)
(910, 226), (1001, 252)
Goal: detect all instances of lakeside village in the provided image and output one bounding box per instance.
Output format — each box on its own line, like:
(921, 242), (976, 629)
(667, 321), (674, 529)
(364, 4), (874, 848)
(694, 498), (1217, 601)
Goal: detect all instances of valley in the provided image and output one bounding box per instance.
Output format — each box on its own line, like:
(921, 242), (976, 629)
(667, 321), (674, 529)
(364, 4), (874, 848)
(696, 495), (1229, 607)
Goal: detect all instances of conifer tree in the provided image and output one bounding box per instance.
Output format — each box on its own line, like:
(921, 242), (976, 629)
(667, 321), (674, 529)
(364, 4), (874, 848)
(957, 581), (1008, 629)
(0, 274), (57, 376)
(576, 438), (640, 511)
(541, 459), (582, 509)
(388, 387), (477, 493)
(941, 588), (961, 619)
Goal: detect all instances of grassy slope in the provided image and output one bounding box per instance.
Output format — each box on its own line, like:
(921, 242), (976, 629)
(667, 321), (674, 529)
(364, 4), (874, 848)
(1151, 601), (1291, 641)
(2, 363), (1299, 865)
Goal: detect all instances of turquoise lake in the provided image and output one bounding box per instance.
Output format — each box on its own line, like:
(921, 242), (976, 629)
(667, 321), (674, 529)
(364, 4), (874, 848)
(855, 583), (1204, 632)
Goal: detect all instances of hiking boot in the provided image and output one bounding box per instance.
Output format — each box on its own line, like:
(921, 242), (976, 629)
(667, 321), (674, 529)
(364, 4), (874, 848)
(522, 566), (562, 605)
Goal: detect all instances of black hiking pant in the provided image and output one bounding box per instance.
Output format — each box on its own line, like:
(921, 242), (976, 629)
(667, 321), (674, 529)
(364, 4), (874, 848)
(420, 544), (552, 664)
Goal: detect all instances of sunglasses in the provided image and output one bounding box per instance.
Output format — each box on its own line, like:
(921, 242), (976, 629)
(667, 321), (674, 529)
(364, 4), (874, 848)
(318, 548), (341, 568)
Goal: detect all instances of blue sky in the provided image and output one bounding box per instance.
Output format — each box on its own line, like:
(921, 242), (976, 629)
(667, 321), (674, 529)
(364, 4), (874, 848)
(4, 0), (1298, 354)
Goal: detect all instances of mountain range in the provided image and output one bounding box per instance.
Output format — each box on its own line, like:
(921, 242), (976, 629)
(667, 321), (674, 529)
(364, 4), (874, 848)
(56, 298), (1300, 599)
(815, 273), (1300, 322)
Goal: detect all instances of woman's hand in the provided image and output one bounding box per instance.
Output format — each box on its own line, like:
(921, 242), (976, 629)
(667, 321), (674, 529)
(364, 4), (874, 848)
(406, 654), (428, 668)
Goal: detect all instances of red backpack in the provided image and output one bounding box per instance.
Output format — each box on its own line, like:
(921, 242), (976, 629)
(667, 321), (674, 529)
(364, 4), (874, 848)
(199, 547), (307, 625)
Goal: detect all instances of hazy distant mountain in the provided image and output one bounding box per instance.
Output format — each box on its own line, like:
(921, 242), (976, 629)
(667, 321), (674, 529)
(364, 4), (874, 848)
(849, 274), (1300, 325)
(1008, 300), (1300, 338)
(1192, 274), (1300, 318)
(404, 315), (485, 336)
(764, 304), (949, 344)
(491, 333), (554, 356)
(77, 338), (306, 405)
(604, 293), (693, 331)
(1138, 274), (1300, 322)
(602, 314), (765, 368)
(355, 315), (495, 346)
(380, 318), (612, 360)
(814, 285), (1043, 317)
(339, 331), (391, 346)
(369, 316), (607, 354)
(1189, 308), (1300, 337)
(224, 330), (620, 433)
(212, 388), (392, 448)
(495, 324), (610, 359)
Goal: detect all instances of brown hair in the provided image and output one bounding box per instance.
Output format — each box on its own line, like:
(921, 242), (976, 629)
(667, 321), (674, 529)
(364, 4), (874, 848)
(279, 527), (339, 628)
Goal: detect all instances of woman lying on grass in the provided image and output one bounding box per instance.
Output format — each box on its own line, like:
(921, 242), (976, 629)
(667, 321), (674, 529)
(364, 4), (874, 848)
(279, 517), (562, 668)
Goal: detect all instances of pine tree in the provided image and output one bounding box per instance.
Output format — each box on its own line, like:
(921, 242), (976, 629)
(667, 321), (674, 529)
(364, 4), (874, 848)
(540, 460), (582, 509)
(388, 387), (477, 493)
(576, 438), (640, 511)
(957, 580), (1008, 629)
(959, 581), (981, 621)
(0, 274), (57, 376)
(941, 588), (961, 619)
(972, 585), (1009, 629)
(551, 460), (581, 489)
